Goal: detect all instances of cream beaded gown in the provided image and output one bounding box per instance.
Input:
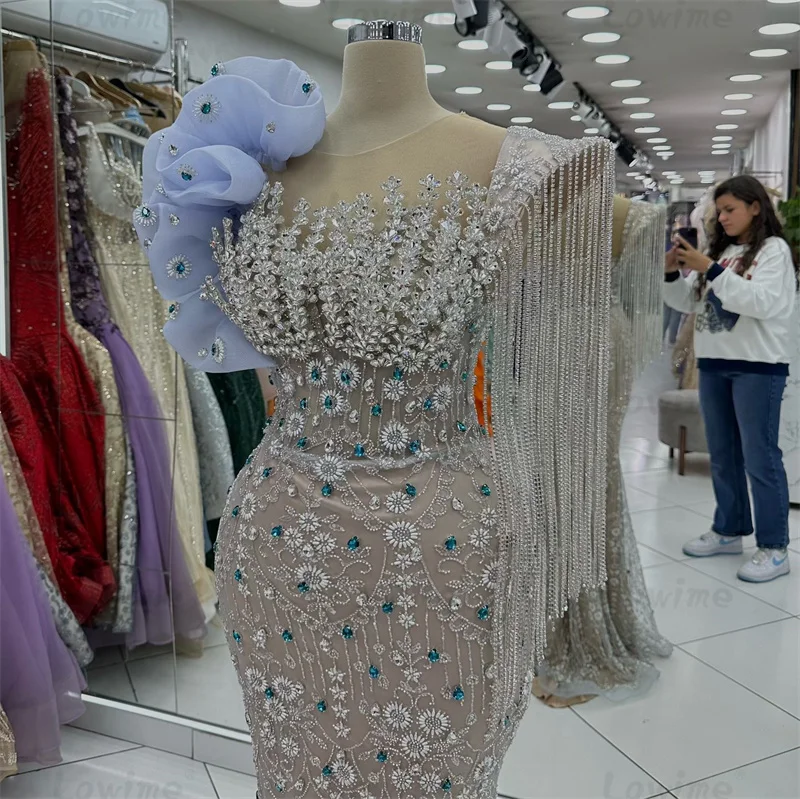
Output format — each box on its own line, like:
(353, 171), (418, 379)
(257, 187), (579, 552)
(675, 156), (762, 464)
(138, 59), (614, 799)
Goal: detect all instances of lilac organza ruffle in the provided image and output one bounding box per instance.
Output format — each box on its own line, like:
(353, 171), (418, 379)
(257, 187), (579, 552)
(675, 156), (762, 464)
(135, 57), (326, 373)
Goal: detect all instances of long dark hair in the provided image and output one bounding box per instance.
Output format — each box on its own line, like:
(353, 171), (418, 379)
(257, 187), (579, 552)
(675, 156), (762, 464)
(696, 175), (798, 298)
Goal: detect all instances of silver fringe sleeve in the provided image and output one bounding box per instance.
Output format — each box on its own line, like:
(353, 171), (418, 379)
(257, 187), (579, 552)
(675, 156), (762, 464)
(616, 201), (667, 377)
(486, 129), (615, 726)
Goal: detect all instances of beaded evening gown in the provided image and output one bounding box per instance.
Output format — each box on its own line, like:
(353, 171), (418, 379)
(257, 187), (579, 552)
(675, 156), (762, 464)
(81, 125), (216, 612)
(534, 203), (673, 703)
(139, 60), (615, 799)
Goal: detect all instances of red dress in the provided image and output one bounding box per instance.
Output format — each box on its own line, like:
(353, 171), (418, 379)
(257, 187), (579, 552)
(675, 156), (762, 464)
(2, 67), (114, 623)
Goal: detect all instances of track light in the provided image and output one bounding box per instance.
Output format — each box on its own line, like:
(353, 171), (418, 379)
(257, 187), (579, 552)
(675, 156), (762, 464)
(452, 0), (501, 37)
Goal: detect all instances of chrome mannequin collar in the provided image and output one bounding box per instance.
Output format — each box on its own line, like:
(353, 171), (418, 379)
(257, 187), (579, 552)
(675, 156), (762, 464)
(347, 20), (423, 45)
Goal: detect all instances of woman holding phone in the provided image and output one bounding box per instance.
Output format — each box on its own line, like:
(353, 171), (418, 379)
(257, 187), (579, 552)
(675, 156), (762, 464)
(663, 175), (798, 583)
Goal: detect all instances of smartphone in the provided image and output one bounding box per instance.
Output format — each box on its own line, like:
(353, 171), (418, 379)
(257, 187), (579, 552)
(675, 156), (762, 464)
(677, 226), (698, 249)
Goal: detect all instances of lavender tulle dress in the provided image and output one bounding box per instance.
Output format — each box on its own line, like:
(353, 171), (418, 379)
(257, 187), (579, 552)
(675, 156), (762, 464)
(0, 470), (86, 764)
(56, 77), (206, 648)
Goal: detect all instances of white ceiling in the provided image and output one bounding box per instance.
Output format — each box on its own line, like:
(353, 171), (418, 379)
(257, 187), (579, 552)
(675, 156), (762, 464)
(188, 0), (799, 189)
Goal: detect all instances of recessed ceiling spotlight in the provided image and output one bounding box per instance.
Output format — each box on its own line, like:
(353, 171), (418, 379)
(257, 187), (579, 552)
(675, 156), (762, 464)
(713, 136), (734, 142)
(332, 17), (363, 29)
(458, 39), (489, 51)
(611, 79), (642, 88)
(279, 0), (320, 5)
(721, 109), (747, 115)
(584, 127), (599, 134)
(486, 60), (514, 70)
(712, 143), (731, 149)
(701, 178), (715, 183)
(583, 32), (621, 43)
(523, 83), (542, 92)
(750, 48), (789, 58)
(570, 114), (582, 121)
(712, 150), (731, 155)
(595, 54), (631, 64)
(566, 6), (611, 19)
(622, 97), (650, 105)
(670, 179), (684, 184)
(698, 171), (716, 175)
(647, 137), (668, 143)
(730, 74), (763, 82)
(424, 12), (456, 25)
(425, 64), (446, 74)
(548, 101), (575, 109)
(660, 151), (675, 156)
(511, 116), (533, 124)
(653, 145), (671, 151)
(716, 124), (739, 130)
(455, 86), (483, 95)
(767, 0), (800, 4)
(487, 103), (512, 111)
(635, 126), (661, 133)
(758, 22), (800, 35)
(626, 172), (641, 177)
(630, 112), (656, 119)
(663, 170), (677, 175)
(724, 93), (754, 101)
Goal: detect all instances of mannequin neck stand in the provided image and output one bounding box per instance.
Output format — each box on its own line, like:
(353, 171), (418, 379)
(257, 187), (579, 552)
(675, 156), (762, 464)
(319, 40), (452, 157)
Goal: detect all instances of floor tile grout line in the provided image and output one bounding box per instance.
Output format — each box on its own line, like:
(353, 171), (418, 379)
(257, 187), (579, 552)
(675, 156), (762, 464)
(667, 745), (800, 795)
(676, 642), (800, 723)
(12, 744), (145, 777)
(204, 762), (222, 799)
(124, 660), (139, 704)
(673, 614), (794, 647)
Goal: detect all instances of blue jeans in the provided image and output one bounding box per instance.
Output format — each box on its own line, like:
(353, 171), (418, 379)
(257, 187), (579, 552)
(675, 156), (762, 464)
(699, 369), (790, 549)
(663, 304), (682, 345)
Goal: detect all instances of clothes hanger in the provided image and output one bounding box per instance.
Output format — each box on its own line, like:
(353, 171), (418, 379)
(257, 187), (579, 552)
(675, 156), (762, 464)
(77, 121), (148, 148)
(77, 71), (142, 110)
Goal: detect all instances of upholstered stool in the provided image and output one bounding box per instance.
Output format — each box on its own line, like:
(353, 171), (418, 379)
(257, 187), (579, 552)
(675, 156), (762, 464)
(658, 389), (708, 475)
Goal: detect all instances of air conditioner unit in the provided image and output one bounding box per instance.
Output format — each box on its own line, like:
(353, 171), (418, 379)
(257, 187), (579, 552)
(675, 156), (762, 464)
(2, 0), (171, 64)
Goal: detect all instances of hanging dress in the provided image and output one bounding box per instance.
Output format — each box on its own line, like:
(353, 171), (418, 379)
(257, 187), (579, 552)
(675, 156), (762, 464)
(0, 707), (15, 782)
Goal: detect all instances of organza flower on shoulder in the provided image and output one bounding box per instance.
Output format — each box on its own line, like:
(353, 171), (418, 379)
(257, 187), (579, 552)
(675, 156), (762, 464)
(134, 57), (326, 371)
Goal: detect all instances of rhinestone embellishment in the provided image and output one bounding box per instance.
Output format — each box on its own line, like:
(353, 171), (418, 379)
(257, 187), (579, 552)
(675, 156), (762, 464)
(166, 255), (192, 279)
(193, 93), (220, 122)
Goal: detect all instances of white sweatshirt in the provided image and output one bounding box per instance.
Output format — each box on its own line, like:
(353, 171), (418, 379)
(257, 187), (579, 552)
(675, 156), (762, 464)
(663, 236), (797, 370)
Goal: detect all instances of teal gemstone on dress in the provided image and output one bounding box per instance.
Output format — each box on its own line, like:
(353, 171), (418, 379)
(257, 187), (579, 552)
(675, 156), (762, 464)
(210, 63), (222, 76)
(271, 526), (283, 538)
(201, 102), (212, 115)
(232, 631), (241, 644)
(480, 484), (492, 497)
(297, 437), (307, 449)
(234, 569), (242, 582)
(376, 751), (388, 763)
(369, 665), (380, 679)
(428, 649), (440, 663)
(382, 601), (394, 614)
(298, 581), (310, 593)
(265, 417), (273, 426)
(322, 484), (333, 497)
(168, 303), (176, 315)
(316, 700), (327, 712)
(174, 261), (187, 274)
(445, 536), (457, 551)
(180, 171), (193, 181)
(324, 396), (334, 410)
(409, 440), (421, 454)
(347, 536), (360, 551)
(342, 626), (354, 639)
(276, 785), (283, 794)
(278, 418), (285, 428)
(302, 82), (313, 94)
(371, 404), (382, 417)
(423, 398), (434, 411)
(442, 779), (453, 792)
(231, 506), (240, 517)
(452, 686), (465, 701)
(393, 367), (404, 381)
(263, 467), (272, 479)
(245, 455), (253, 465)
(405, 484), (417, 498)
(354, 443), (365, 458)
(457, 421), (467, 433)
(282, 630), (293, 642)
(264, 687), (274, 699)
(322, 766), (333, 777)
(477, 604), (490, 621)
(311, 368), (321, 382)
(461, 371), (468, 382)
(340, 369), (353, 386)
(300, 398), (308, 409)
(440, 360), (450, 370)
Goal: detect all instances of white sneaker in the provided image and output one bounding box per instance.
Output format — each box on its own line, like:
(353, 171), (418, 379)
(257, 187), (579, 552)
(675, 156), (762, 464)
(737, 548), (790, 583)
(682, 530), (744, 557)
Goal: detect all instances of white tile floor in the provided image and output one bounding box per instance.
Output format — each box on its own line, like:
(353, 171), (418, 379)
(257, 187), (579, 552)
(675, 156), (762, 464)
(3, 354), (799, 798)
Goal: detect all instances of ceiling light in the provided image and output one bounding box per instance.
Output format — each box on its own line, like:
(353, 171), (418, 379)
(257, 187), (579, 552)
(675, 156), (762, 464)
(653, 145), (671, 151)
(486, 60), (513, 70)
(698, 171), (715, 175)
(663, 171), (677, 175)
(647, 137), (668, 143)
(701, 178), (715, 183)
(584, 127), (599, 134)
(595, 54), (631, 64)
(630, 112), (655, 119)
(426, 64), (446, 74)
(721, 109), (747, 115)
(758, 22), (800, 35)
(332, 17), (363, 29)
(279, 0), (319, 5)
(730, 74), (763, 82)
(511, 116), (533, 124)
(583, 32), (621, 43)
(717, 123), (739, 130)
(713, 136), (733, 142)
(458, 39), (489, 51)
(751, 48), (789, 58)
(455, 86), (483, 95)
(570, 114), (582, 121)
(767, 0), (800, 4)
(660, 151), (675, 156)
(670, 179), (684, 184)
(611, 79), (642, 88)
(566, 6), (611, 19)
(713, 150), (730, 155)
(712, 143), (731, 149)
(623, 97), (650, 105)
(724, 93), (754, 101)
(635, 126), (661, 133)
(487, 103), (512, 111)
(523, 83), (542, 92)
(424, 12), (456, 25)
(548, 101), (574, 109)
(626, 172), (640, 177)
